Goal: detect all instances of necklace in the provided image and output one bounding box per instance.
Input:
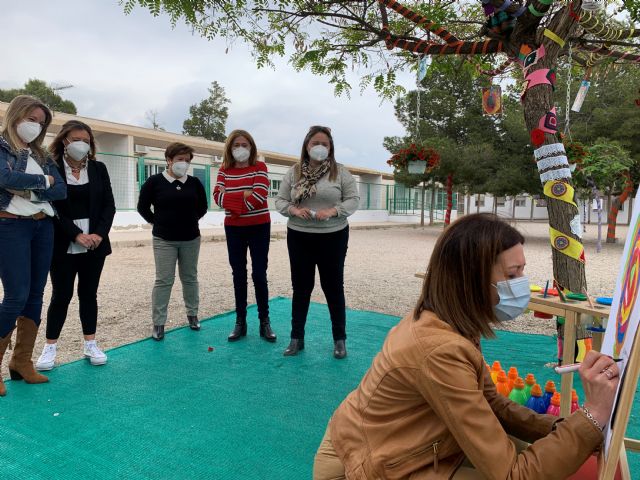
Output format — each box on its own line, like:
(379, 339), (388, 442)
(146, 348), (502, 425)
(65, 156), (87, 175)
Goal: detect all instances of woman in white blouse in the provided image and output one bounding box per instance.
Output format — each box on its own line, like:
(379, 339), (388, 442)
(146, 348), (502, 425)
(0, 95), (66, 396)
(35, 120), (115, 371)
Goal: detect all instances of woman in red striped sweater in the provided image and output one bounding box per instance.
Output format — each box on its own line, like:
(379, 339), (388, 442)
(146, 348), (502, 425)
(213, 130), (276, 343)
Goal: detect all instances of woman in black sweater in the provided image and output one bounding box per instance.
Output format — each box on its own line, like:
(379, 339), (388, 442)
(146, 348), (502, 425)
(137, 142), (208, 340)
(35, 120), (116, 371)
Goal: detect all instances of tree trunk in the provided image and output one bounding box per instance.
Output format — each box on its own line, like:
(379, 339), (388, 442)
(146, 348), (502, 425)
(523, 64), (586, 292)
(607, 173), (633, 243)
(466, 193), (471, 217)
(429, 184), (436, 225)
(476, 194), (480, 214)
(529, 196), (534, 221)
(511, 196), (517, 219)
(420, 183), (425, 227)
(444, 174), (453, 226)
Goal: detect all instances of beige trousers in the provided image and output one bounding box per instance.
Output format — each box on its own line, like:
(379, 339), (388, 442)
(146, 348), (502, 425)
(313, 424), (529, 480)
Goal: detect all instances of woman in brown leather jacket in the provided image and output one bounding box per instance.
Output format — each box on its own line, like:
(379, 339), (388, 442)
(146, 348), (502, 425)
(314, 213), (620, 479)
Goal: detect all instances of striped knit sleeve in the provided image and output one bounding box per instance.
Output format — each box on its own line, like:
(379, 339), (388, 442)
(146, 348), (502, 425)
(244, 162), (270, 211)
(213, 169), (225, 208)
(214, 168), (246, 214)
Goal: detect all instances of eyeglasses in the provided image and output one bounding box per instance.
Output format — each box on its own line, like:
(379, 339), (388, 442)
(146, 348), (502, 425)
(309, 125), (331, 133)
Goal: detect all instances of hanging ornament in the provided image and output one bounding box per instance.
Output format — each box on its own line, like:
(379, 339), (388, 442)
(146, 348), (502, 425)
(482, 85), (503, 115)
(418, 56), (431, 82)
(571, 80), (591, 112)
(581, 0), (604, 11)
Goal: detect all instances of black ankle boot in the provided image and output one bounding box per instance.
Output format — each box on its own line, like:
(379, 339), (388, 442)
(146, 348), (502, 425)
(187, 315), (200, 331)
(227, 320), (247, 342)
(283, 338), (304, 356)
(259, 318), (277, 342)
(334, 340), (347, 359)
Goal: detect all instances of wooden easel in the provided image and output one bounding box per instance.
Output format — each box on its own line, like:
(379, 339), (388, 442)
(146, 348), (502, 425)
(527, 295), (609, 416)
(598, 330), (640, 480)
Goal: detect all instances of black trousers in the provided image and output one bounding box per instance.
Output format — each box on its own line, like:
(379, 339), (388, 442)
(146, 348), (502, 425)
(224, 223), (270, 321)
(46, 252), (106, 339)
(287, 226), (349, 341)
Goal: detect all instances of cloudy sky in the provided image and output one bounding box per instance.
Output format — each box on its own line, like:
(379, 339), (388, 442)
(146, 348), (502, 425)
(1, 1), (417, 172)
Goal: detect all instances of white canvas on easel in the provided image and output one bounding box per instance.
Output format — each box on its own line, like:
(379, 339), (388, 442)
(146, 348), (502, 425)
(599, 193), (640, 478)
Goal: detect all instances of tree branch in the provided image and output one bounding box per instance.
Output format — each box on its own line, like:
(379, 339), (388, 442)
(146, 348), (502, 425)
(575, 6), (640, 40)
(572, 37), (640, 48)
(576, 43), (640, 62)
(378, 0), (460, 44)
(383, 35), (505, 56)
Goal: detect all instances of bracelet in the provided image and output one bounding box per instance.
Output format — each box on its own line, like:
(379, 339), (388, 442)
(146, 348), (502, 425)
(582, 406), (603, 431)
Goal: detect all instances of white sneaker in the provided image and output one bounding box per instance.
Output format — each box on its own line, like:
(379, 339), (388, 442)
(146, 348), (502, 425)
(36, 343), (57, 371)
(84, 341), (107, 366)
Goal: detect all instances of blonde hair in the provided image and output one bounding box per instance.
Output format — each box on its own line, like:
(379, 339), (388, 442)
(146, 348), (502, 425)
(1, 95), (52, 162)
(222, 130), (257, 170)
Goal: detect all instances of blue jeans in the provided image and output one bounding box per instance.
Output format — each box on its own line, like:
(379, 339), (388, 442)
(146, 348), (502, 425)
(224, 223), (270, 321)
(0, 217), (54, 337)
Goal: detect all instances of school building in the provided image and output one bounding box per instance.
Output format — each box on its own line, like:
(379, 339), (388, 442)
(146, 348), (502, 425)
(0, 101), (631, 229)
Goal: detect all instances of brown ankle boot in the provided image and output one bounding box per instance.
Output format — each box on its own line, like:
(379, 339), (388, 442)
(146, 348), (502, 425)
(8, 316), (49, 384)
(0, 328), (14, 396)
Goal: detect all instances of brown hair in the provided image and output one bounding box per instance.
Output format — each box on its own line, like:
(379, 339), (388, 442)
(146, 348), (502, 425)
(222, 129), (258, 169)
(49, 120), (97, 165)
(0, 95), (52, 162)
(415, 213), (525, 339)
(296, 125), (338, 182)
(165, 142), (195, 161)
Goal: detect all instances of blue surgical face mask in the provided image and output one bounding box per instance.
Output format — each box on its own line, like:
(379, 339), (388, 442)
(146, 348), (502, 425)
(492, 276), (530, 322)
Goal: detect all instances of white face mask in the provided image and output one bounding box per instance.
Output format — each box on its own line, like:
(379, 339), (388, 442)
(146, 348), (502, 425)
(171, 161), (189, 178)
(66, 141), (91, 161)
(309, 145), (329, 162)
(232, 147), (250, 163)
(492, 276), (531, 322)
(17, 121), (42, 144)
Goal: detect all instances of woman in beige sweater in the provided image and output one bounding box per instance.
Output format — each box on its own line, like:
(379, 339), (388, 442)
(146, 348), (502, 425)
(275, 125), (360, 359)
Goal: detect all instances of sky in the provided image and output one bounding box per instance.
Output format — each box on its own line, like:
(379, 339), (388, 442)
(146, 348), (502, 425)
(1, 1), (416, 172)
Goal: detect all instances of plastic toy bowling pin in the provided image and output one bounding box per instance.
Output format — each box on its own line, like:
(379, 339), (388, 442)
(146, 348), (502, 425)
(496, 370), (511, 396)
(508, 377), (528, 405)
(490, 361), (502, 384)
(571, 389), (580, 413)
(507, 367), (519, 391)
(525, 384), (547, 414)
(542, 380), (556, 411)
(546, 392), (561, 416)
(523, 374), (536, 400)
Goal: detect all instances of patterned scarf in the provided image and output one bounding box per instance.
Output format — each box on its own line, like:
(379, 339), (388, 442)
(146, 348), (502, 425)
(292, 160), (331, 205)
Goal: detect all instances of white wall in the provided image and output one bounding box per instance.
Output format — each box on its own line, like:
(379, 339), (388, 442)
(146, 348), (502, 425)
(113, 208), (413, 229)
(466, 193), (634, 225)
(96, 134), (136, 210)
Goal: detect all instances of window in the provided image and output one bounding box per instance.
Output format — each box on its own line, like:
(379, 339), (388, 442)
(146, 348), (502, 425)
(515, 196), (527, 207)
(142, 164), (165, 182)
(269, 179), (281, 197)
(496, 196), (506, 207)
(536, 198), (547, 208)
(476, 194), (485, 207)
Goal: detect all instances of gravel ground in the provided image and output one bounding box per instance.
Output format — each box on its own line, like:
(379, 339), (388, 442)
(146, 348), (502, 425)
(0, 220), (625, 375)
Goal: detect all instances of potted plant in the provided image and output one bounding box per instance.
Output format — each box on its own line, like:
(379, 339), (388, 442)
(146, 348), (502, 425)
(387, 144), (440, 175)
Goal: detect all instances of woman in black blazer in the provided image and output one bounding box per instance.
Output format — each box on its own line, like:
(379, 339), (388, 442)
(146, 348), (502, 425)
(35, 120), (116, 371)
